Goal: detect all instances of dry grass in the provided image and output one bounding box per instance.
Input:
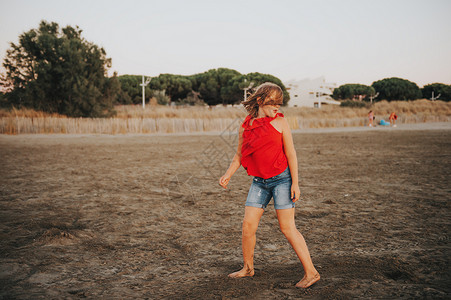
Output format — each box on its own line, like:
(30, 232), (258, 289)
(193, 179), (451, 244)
(1, 100), (450, 134)
(114, 104), (247, 119)
(0, 107), (65, 118)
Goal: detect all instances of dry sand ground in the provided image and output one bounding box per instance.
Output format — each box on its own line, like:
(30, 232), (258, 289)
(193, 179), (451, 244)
(0, 123), (450, 299)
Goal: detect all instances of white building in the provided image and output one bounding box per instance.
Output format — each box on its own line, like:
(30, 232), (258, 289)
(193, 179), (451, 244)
(284, 76), (340, 108)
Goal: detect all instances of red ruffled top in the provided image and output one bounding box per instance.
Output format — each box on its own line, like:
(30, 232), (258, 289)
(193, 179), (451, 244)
(241, 113), (288, 179)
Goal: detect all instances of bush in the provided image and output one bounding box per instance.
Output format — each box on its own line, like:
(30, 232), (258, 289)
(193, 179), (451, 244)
(153, 90), (171, 105)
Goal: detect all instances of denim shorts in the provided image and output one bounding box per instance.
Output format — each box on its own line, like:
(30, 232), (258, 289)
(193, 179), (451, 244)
(245, 167), (295, 210)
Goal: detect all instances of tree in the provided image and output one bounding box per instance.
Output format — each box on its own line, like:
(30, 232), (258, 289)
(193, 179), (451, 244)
(220, 74), (248, 105)
(117, 75), (152, 105)
(421, 83), (451, 101)
(0, 20), (117, 117)
(243, 72), (290, 106)
(332, 84), (375, 101)
(150, 74), (192, 102)
(189, 68), (240, 105)
(371, 77), (421, 101)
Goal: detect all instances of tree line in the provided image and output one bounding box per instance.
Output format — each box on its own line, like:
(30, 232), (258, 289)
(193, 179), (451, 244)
(0, 21), (289, 117)
(1, 21), (449, 118)
(332, 78), (451, 102)
(116, 69), (290, 107)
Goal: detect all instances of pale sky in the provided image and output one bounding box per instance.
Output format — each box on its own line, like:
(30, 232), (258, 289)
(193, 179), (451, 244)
(1, 0), (450, 87)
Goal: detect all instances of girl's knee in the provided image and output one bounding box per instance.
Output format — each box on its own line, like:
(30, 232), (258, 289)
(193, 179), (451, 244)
(242, 220), (258, 236)
(279, 223), (297, 237)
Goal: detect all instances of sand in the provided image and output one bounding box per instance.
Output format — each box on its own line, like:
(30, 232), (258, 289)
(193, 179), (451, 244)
(0, 123), (450, 299)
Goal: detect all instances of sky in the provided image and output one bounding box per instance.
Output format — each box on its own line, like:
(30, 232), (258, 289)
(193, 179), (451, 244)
(0, 0), (450, 87)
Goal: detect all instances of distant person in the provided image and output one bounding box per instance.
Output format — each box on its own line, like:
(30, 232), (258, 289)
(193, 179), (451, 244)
(368, 110), (374, 127)
(219, 82), (320, 288)
(389, 112), (398, 127)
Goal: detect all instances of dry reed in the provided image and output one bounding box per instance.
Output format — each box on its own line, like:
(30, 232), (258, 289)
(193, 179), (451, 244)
(1, 100), (450, 135)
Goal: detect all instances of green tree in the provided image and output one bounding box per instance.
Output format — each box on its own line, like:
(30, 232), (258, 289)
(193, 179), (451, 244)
(371, 77), (421, 101)
(332, 84), (375, 101)
(421, 83), (451, 101)
(0, 20), (117, 117)
(103, 73), (121, 108)
(243, 72), (290, 106)
(220, 74), (248, 105)
(150, 74), (192, 102)
(189, 68), (240, 105)
(117, 75), (152, 105)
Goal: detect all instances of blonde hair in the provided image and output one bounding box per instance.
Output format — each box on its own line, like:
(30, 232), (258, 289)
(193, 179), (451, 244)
(241, 82), (283, 118)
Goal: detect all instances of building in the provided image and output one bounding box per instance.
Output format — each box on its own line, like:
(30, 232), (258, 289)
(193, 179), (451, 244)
(284, 76), (340, 108)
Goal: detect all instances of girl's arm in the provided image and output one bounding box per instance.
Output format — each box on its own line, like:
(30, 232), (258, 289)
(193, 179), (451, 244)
(280, 118), (300, 202)
(219, 126), (244, 189)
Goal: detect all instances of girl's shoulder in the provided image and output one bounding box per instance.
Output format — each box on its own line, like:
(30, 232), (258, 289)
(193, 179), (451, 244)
(271, 113), (286, 123)
(242, 113), (285, 129)
(271, 113), (288, 133)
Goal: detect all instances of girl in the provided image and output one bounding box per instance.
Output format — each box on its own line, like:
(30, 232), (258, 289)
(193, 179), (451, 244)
(389, 112), (397, 127)
(219, 82), (320, 288)
(368, 110), (374, 127)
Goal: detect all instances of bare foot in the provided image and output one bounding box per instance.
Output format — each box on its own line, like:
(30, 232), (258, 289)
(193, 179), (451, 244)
(295, 272), (320, 288)
(228, 267), (254, 278)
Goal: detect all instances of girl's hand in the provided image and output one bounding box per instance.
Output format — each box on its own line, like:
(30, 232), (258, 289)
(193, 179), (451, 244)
(291, 184), (301, 202)
(219, 174), (231, 189)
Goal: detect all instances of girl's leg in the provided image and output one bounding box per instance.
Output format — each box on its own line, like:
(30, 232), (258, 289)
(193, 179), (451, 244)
(229, 206), (264, 278)
(276, 208), (320, 288)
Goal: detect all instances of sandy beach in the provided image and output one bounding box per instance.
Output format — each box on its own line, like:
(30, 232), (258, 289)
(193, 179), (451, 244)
(0, 122), (450, 299)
